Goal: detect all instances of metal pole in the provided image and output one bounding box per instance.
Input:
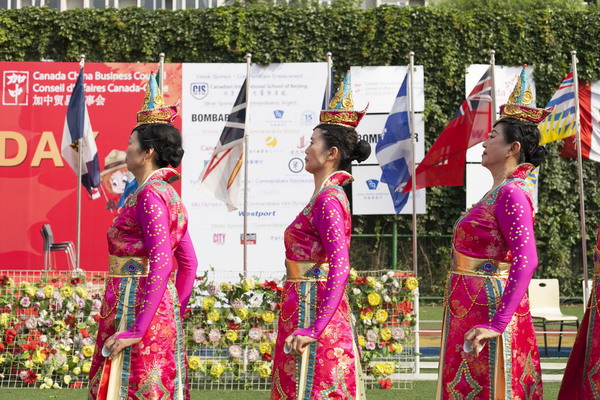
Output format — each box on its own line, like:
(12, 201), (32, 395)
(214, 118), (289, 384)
(243, 52), (252, 278)
(572, 50), (589, 304)
(76, 54), (85, 272)
(158, 52), (165, 92)
(391, 219), (397, 269)
(325, 52), (332, 105)
(408, 51), (420, 376)
(489, 50), (497, 124)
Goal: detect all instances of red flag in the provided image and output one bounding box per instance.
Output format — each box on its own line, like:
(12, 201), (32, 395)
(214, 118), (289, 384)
(404, 68), (492, 192)
(560, 81), (600, 161)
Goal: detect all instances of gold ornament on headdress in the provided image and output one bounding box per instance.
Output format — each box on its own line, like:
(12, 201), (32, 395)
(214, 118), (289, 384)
(497, 66), (553, 125)
(136, 71), (180, 127)
(319, 71), (368, 129)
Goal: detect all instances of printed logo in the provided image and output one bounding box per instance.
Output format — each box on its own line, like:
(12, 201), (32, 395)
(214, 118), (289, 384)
(190, 82), (209, 100)
(265, 136), (278, 147)
(273, 110), (284, 119)
(288, 157), (304, 173)
(240, 233), (257, 245)
(3, 71), (29, 105)
(301, 111), (315, 125)
(213, 233), (226, 245)
(366, 179), (379, 190)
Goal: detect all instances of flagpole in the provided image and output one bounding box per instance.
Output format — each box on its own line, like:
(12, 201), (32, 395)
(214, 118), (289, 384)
(243, 52), (252, 278)
(489, 50), (497, 124)
(408, 51), (420, 376)
(75, 54), (85, 273)
(158, 52), (165, 92)
(571, 50), (589, 303)
(326, 52), (332, 103)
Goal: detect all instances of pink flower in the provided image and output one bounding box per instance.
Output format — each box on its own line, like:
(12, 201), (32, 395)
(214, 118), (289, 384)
(207, 283), (221, 296)
(231, 298), (244, 310)
(92, 299), (102, 310)
(193, 329), (206, 344)
(24, 318), (37, 330)
(208, 329), (221, 343)
(246, 348), (260, 362)
(366, 341), (376, 350)
(228, 345), (243, 359)
(391, 327), (405, 341)
(248, 328), (263, 341)
(366, 329), (378, 342)
(20, 296), (31, 308)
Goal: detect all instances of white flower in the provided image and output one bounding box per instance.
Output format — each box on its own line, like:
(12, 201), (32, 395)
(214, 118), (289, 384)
(63, 375), (72, 385)
(384, 295), (392, 303)
(246, 348), (260, 362)
(233, 316), (242, 324)
(375, 282), (383, 290)
(380, 275), (389, 283)
(352, 288), (361, 295)
(387, 270), (395, 277)
(392, 280), (400, 288)
(40, 335), (48, 343)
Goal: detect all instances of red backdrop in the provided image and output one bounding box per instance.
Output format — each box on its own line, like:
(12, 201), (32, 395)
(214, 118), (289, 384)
(0, 62), (182, 271)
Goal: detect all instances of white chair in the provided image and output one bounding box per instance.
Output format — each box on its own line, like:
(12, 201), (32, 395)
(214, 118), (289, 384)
(528, 278), (579, 356)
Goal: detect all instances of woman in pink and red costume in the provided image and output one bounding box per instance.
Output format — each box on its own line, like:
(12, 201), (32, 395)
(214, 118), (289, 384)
(88, 73), (197, 400)
(436, 68), (552, 400)
(271, 72), (370, 400)
(559, 235), (600, 397)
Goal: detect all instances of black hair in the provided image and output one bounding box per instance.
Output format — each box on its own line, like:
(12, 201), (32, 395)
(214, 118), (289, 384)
(494, 118), (547, 167)
(315, 124), (371, 171)
(132, 123), (184, 168)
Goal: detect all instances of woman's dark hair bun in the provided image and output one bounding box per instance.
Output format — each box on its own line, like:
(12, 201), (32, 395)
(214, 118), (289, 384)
(135, 123), (184, 168)
(353, 139), (371, 163)
(528, 145), (547, 168)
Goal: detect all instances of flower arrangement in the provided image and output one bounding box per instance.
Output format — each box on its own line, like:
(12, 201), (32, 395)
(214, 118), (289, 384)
(0, 269), (416, 390)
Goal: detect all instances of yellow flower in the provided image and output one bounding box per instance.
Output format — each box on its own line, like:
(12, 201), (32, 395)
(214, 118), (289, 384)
(220, 282), (233, 292)
(241, 279), (255, 292)
(0, 356), (6, 365)
(383, 362), (395, 375)
(75, 286), (88, 299)
(207, 310), (220, 322)
(202, 297), (216, 310)
(380, 328), (392, 341)
(32, 349), (47, 364)
(375, 309), (388, 323)
(261, 310), (275, 323)
(210, 363), (225, 378)
(372, 363), (385, 376)
(258, 363), (272, 378)
(72, 367), (81, 375)
(43, 285), (54, 298)
(367, 293), (381, 306)
(53, 320), (66, 333)
(60, 285), (73, 298)
(188, 356), (201, 370)
(24, 360), (34, 369)
(259, 342), (272, 354)
(225, 330), (238, 342)
(235, 307), (249, 321)
(405, 277), (419, 290)
(6, 278), (14, 288)
(0, 313), (9, 327)
(63, 375), (72, 385)
(60, 364), (69, 373)
(82, 361), (91, 374)
(391, 343), (404, 354)
(24, 285), (36, 297)
(81, 345), (94, 358)
(349, 268), (358, 281)
(357, 335), (367, 347)
(360, 311), (373, 320)
(366, 276), (377, 288)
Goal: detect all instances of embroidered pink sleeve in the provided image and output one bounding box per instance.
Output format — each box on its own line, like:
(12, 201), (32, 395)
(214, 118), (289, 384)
(117, 190), (174, 339)
(294, 191), (350, 339)
(476, 185), (538, 333)
(174, 230), (198, 316)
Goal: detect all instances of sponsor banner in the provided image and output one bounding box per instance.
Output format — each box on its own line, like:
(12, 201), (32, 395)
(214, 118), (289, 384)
(351, 164), (426, 215)
(181, 63), (326, 277)
(464, 65), (538, 209)
(0, 62), (182, 270)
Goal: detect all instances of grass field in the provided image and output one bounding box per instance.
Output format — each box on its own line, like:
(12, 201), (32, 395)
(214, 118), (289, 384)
(0, 382), (562, 399)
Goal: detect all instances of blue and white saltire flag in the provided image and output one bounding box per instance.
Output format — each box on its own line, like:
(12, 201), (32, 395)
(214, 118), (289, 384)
(375, 74), (412, 213)
(61, 67), (101, 198)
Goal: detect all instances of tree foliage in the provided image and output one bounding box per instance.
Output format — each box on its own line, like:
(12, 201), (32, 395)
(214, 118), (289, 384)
(1, 6), (600, 297)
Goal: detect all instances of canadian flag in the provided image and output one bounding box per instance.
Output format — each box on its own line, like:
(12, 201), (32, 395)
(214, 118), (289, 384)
(560, 81), (600, 161)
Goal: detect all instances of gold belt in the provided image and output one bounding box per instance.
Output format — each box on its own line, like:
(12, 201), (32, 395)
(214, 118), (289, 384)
(285, 259), (329, 282)
(108, 255), (149, 277)
(451, 248), (511, 278)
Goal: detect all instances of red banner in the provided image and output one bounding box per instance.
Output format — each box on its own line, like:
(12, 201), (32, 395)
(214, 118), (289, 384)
(0, 62), (182, 271)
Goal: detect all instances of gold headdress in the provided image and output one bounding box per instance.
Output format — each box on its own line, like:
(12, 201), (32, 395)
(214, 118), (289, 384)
(136, 71), (180, 127)
(319, 70), (368, 128)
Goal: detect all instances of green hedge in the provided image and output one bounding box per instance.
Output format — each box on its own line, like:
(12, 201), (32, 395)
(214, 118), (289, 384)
(2, 6), (600, 297)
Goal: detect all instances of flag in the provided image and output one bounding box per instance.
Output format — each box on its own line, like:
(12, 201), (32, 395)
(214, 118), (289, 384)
(197, 79), (247, 211)
(404, 68), (492, 192)
(322, 68), (334, 109)
(538, 72), (577, 145)
(61, 67), (100, 198)
(560, 80), (600, 161)
(376, 74), (412, 213)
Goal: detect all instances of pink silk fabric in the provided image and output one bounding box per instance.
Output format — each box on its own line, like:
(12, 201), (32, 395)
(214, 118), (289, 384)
(558, 227), (600, 399)
(437, 164), (543, 400)
(272, 171), (360, 400)
(89, 168), (197, 400)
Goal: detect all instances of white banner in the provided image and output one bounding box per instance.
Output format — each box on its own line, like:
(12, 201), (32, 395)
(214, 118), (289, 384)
(182, 63), (327, 277)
